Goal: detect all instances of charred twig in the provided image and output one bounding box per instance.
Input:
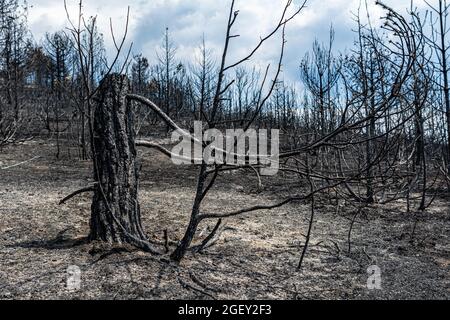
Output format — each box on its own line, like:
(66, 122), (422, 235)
(163, 229), (170, 254)
(177, 277), (216, 300)
(193, 219), (223, 253)
(59, 184), (97, 205)
(136, 139), (203, 163)
(0, 156), (42, 170)
(347, 207), (363, 254)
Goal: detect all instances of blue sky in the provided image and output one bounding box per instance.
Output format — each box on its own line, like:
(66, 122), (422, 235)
(27, 0), (429, 84)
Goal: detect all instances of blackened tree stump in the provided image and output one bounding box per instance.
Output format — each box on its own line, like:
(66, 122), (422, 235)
(89, 74), (147, 244)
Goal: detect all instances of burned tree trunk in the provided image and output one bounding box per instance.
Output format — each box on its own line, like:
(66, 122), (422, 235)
(89, 74), (147, 244)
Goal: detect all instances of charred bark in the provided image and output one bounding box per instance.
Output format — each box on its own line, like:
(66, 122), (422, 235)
(89, 74), (147, 244)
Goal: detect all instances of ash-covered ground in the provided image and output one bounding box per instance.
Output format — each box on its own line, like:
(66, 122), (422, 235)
(0, 139), (448, 300)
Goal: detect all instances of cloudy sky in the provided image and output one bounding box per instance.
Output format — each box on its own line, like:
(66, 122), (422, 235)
(27, 0), (428, 83)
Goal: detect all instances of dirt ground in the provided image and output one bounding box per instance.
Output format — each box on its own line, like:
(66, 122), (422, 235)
(0, 138), (449, 300)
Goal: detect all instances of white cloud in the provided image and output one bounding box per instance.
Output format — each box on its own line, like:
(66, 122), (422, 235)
(27, 0), (431, 82)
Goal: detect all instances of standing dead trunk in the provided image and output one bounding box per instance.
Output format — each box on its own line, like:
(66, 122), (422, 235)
(89, 74), (147, 244)
(435, 0), (450, 183)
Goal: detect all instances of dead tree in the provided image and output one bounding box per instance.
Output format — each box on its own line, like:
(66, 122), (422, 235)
(0, 0), (29, 146)
(59, 1), (162, 253)
(89, 74), (145, 243)
(60, 74), (158, 254)
(425, 0), (450, 180)
(169, 0), (306, 262)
